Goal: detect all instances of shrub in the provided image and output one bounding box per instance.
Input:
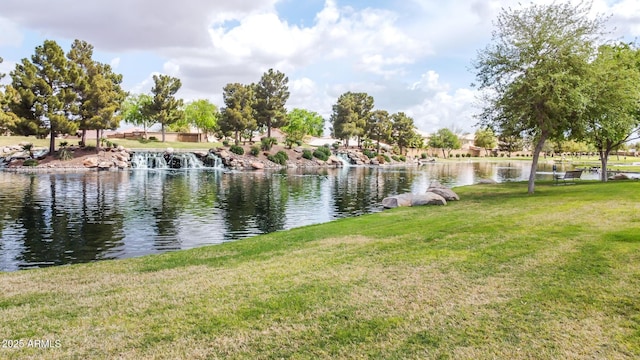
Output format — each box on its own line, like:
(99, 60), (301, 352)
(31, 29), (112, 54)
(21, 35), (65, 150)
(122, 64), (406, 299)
(363, 149), (376, 159)
(399, 155), (406, 162)
(376, 154), (386, 164)
(421, 152), (428, 159)
(267, 150), (288, 165)
(23, 159), (39, 167)
(222, 140), (230, 147)
(148, 136), (158, 141)
(250, 145), (261, 156)
(302, 149), (313, 160)
(313, 150), (329, 161)
(59, 141), (69, 147)
(455, 154), (461, 158)
(58, 148), (73, 161)
(382, 154), (391, 163)
(332, 142), (341, 150)
(261, 137), (278, 151)
(230, 145), (244, 155)
(391, 155), (400, 162)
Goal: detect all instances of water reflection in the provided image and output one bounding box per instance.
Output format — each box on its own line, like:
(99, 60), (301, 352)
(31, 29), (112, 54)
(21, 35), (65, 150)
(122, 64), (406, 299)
(0, 161), (598, 271)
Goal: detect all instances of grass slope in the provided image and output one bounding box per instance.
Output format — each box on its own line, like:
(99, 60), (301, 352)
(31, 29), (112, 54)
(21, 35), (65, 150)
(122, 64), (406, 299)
(1, 181), (639, 359)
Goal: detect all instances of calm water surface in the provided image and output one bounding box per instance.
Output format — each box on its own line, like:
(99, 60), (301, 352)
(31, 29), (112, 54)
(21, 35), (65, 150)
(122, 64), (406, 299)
(0, 162), (595, 271)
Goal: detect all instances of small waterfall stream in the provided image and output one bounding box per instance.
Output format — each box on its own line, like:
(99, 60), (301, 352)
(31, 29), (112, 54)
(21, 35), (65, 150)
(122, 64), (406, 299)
(336, 153), (353, 167)
(131, 151), (223, 169)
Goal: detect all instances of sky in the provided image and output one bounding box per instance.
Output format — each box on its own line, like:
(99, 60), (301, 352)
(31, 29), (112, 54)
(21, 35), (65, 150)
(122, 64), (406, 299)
(0, 0), (639, 134)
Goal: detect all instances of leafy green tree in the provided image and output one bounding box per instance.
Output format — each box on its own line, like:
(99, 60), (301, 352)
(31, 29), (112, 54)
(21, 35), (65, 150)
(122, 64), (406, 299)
(428, 128), (461, 158)
(579, 44), (640, 181)
(254, 69), (289, 138)
(122, 93), (154, 139)
(367, 109), (392, 153)
(474, 2), (605, 193)
(67, 40), (126, 148)
(391, 112), (419, 155)
(184, 99), (219, 142)
(330, 92), (374, 147)
(220, 83), (256, 145)
(10, 40), (78, 154)
(146, 74), (184, 142)
(474, 128), (497, 156)
(282, 108), (324, 148)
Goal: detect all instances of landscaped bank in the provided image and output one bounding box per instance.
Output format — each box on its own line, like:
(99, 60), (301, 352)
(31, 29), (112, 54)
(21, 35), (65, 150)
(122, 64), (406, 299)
(1, 181), (639, 359)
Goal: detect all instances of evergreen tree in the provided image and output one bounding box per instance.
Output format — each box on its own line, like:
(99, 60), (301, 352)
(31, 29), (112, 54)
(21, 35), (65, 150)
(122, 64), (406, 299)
(219, 83), (256, 144)
(146, 74), (184, 142)
(10, 40), (78, 154)
(391, 112), (419, 155)
(254, 69), (289, 138)
(330, 92), (373, 147)
(367, 109), (392, 153)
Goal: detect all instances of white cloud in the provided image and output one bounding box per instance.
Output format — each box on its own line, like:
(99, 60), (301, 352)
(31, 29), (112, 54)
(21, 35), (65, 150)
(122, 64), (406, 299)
(110, 57), (120, 69)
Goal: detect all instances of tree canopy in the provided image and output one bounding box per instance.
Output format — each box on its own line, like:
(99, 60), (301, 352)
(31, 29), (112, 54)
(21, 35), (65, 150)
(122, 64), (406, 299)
(474, 1), (606, 193)
(184, 99), (219, 142)
(474, 128), (497, 156)
(219, 83), (256, 144)
(428, 128), (461, 158)
(254, 69), (289, 138)
(282, 108), (324, 148)
(330, 92), (374, 147)
(122, 93), (154, 139)
(146, 74), (184, 142)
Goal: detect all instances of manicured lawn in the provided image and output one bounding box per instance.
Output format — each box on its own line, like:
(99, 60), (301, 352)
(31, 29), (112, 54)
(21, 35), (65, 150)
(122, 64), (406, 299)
(1, 181), (640, 359)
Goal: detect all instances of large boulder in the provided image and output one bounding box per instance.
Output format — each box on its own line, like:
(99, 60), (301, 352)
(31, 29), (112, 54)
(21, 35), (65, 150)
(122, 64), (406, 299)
(251, 162), (265, 170)
(83, 157), (99, 168)
(427, 188), (459, 201)
(382, 193), (413, 209)
(412, 193), (447, 206)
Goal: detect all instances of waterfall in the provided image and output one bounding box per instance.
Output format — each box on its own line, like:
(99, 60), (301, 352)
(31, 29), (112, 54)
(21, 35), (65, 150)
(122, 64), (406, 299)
(336, 153), (353, 167)
(131, 151), (223, 169)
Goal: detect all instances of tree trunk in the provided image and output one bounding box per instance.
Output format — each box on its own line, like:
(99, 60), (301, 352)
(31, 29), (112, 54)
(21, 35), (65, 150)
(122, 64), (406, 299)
(81, 129), (87, 147)
(161, 124), (166, 142)
(599, 149), (609, 182)
(442, 149), (446, 158)
(49, 127), (56, 155)
(528, 133), (548, 194)
(96, 129), (100, 151)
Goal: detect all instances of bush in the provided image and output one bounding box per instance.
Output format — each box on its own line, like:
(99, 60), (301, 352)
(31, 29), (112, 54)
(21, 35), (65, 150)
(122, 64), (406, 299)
(382, 154), (391, 163)
(376, 154), (386, 164)
(421, 152), (428, 159)
(230, 145), (244, 155)
(250, 145), (260, 156)
(222, 140), (230, 147)
(302, 149), (313, 160)
(399, 155), (406, 162)
(363, 149), (376, 159)
(261, 137), (278, 151)
(391, 155), (400, 162)
(59, 141), (69, 147)
(267, 150), (288, 165)
(58, 148), (73, 161)
(23, 159), (39, 167)
(148, 136), (158, 141)
(313, 150), (329, 161)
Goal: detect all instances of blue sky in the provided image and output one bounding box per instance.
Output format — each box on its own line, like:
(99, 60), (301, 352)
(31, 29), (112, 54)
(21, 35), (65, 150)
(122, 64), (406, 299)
(1, 0), (639, 133)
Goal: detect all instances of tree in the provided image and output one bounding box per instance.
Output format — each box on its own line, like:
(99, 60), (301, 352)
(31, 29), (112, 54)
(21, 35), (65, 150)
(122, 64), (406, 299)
(474, 2), (605, 193)
(67, 40), (126, 148)
(282, 108), (324, 148)
(10, 40), (78, 154)
(391, 112), (419, 155)
(367, 109), (392, 153)
(122, 94), (154, 139)
(184, 99), (219, 142)
(146, 74), (184, 142)
(580, 44), (640, 181)
(0, 58), (20, 135)
(219, 83), (256, 144)
(498, 132), (524, 157)
(254, 69), (289, 138)
(330, 92), (374, 147)
(474, 128), (497, 156)
(428, 128), (461, 158)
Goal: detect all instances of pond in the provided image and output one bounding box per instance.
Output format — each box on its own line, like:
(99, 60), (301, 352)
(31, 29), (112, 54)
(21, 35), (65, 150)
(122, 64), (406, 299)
(0, 161), (597, 271)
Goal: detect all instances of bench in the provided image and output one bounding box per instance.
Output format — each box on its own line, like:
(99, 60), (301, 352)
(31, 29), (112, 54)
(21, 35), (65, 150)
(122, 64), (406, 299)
(554, 170), (583, 185)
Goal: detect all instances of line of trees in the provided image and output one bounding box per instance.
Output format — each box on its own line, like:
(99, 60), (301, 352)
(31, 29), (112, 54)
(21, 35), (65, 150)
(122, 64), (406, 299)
(474, 2), (640, 192)
(330, 91), (423, 154)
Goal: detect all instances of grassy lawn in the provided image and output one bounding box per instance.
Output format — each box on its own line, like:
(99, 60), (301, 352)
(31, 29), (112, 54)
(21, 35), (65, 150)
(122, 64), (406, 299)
(0, 135), (220, 151)
(1, 181), (639, 359)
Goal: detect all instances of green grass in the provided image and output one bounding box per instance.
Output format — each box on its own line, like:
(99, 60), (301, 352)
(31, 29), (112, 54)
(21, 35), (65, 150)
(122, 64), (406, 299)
(1, 181), (640, 359)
